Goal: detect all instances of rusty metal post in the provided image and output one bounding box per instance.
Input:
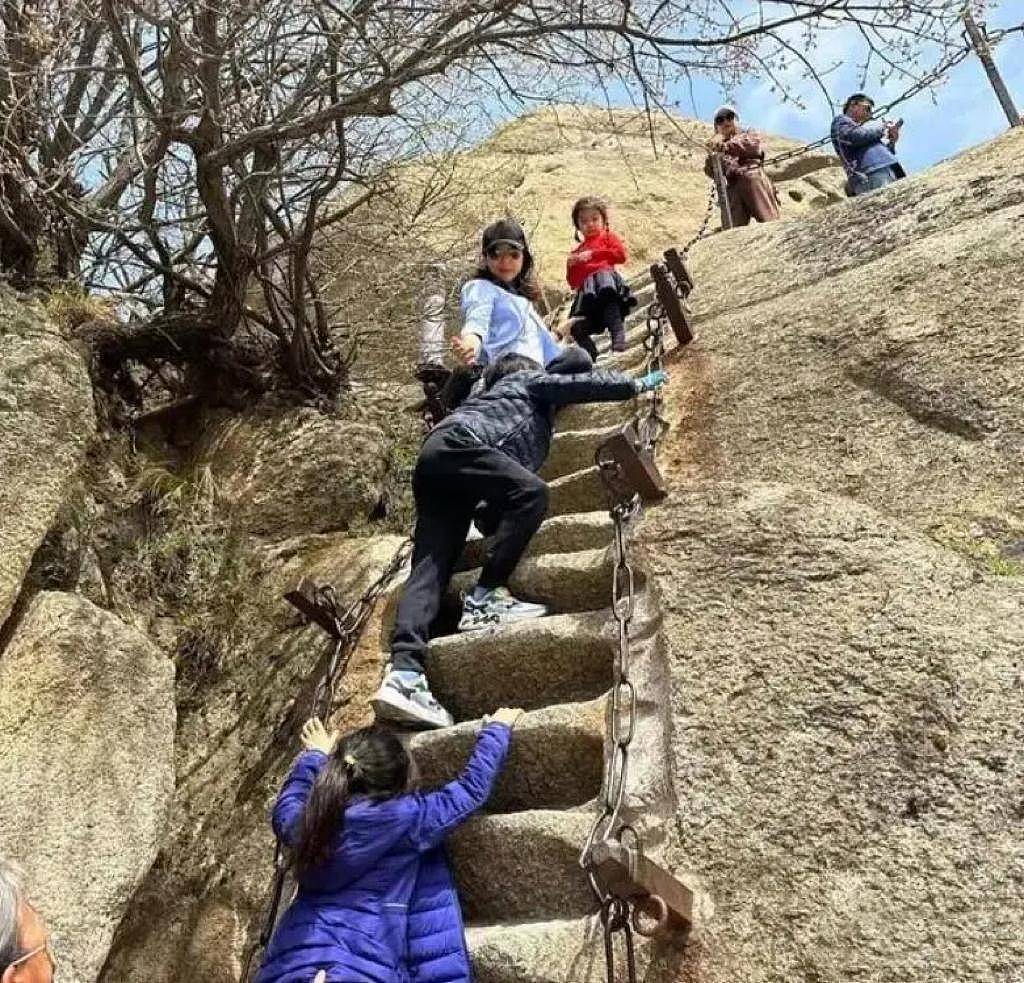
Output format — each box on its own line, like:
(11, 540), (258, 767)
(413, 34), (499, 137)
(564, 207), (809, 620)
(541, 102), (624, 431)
(650, 264), (693, 347)
(964, 10), (1022, 127)
(595, 422), (667, 504)
(709, 153), (733, 229)
(591, 841), (694, 934)
(662, 247), (693, 297)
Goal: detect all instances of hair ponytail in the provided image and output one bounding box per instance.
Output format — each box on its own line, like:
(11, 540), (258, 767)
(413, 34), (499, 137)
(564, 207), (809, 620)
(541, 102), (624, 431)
(293, 755), (352, 878)
(291, 727), (410, 879)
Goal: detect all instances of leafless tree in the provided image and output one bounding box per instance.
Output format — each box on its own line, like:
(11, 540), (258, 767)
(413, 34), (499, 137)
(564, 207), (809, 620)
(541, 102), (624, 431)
(0, 0), (977, 408)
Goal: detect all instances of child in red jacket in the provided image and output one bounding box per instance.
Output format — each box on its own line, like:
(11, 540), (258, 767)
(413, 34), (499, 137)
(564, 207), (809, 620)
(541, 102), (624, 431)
(564, 196), (637, 357)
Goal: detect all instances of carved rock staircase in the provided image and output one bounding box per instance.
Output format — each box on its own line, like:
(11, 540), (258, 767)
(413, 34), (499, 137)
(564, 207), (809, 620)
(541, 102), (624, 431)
(395, 281), (690, 981)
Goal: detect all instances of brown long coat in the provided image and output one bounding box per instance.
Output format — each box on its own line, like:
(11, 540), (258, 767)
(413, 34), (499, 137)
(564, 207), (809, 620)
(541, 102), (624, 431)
(704, 130), (781, 226)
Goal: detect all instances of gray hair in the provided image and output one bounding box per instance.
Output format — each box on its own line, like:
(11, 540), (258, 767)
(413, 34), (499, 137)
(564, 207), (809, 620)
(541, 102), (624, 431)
(0, 858), (25, 972)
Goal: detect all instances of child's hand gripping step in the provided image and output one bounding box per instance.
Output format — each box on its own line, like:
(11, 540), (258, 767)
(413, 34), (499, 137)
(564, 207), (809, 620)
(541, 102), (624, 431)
(634, 369), (668, 394)
(300, 717), (339, 755)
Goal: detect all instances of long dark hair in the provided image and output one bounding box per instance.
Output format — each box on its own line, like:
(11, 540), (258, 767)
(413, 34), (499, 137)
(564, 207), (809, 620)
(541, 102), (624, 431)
(292, 726), (410, 878)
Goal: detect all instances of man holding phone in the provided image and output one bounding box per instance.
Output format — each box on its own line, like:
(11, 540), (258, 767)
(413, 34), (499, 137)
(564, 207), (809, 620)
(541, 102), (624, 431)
(831, 93), (906, 196)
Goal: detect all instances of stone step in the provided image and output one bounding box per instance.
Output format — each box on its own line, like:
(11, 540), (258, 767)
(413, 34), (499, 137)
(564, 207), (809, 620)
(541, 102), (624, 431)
(459, 511), (613, 570)
(451, 811), (596, 923)
(448, 547), (627, 617)
(548, 466), (607, 516)
(467, 914), (666, 983)
(407, 699), (605, 813)
(426, 610), (614, 720)
(468, 913), (683, 982)
(557, 398), (632, 433)
(601, 342), (649, 375)
(541, 426), (620, 481)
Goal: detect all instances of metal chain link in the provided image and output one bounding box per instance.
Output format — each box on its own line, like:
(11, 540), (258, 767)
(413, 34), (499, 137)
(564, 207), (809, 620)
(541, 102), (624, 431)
(637, 302), (669, 451)
(680, 181), (718, 256)
(581, 297), (671, 983)
(241, 536), (413, 983)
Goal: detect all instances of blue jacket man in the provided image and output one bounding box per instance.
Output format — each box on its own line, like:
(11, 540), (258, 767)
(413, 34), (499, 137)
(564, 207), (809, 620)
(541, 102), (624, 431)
(831, 93), (905, 196)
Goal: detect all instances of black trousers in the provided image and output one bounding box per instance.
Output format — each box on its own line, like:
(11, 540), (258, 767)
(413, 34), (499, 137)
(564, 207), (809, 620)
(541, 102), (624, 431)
(571, 291), (625, 358)
(390, 426), (549, 673)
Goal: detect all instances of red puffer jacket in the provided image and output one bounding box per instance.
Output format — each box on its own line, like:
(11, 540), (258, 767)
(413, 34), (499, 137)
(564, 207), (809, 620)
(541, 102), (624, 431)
(566, 230), (627, 291)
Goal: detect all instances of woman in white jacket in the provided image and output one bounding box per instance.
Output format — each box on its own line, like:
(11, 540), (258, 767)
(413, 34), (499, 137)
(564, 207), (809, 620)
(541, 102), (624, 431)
(451, 219), (592, 376)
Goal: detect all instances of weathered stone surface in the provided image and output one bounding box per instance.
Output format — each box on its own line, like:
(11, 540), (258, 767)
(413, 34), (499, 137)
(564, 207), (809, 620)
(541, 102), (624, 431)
(643, 484), (1024, 982)
(195, 405), (389, 539)
(548, 466), (607, 516)
(449, 546), (630, 616)
(0, 592), (175, 983)
(0, 289), (95, 625)
(542, 426), (620, 480)
(451, 811), (595, 922)
(427, 610), (614, 720)
(99, 533), (407, 983)
(459, 511), (613, 570)
(468, 916), (685, 982)
(676, 125), (1024, 565)
(409, 699), (606, 813)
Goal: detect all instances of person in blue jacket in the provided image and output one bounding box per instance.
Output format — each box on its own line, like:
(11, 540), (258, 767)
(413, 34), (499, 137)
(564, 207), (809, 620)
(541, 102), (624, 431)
(256, 709), (522, 983)
(831, 93), (906, 196)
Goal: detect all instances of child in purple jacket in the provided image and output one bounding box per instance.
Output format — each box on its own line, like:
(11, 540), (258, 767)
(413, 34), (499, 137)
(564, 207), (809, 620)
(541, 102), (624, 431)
(256, 710), (522, 983)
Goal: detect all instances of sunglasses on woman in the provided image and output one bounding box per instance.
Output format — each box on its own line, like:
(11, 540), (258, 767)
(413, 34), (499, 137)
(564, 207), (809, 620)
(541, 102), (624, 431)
(485, 243), (523, 260)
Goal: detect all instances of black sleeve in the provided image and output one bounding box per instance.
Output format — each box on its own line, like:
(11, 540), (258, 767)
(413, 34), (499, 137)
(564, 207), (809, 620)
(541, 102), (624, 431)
(526, 369), (638, 407)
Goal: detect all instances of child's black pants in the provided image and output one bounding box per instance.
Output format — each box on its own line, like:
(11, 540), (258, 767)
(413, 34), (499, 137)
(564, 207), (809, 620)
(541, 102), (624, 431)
(390, 425), (549, 673)
(571, 290), (626, 358)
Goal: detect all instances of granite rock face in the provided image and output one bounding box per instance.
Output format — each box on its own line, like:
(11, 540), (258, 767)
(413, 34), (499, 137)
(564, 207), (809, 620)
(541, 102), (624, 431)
(195, 406), (390, 539)
(0, 592), (175, 983)
(643, 484), (1024, 982)
(0, 288), (95, 625)
(673, 125), (1024, 567)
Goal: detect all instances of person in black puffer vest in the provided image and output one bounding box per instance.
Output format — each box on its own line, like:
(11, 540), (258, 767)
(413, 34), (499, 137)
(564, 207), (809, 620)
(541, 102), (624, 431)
(372, 353), (667, 730)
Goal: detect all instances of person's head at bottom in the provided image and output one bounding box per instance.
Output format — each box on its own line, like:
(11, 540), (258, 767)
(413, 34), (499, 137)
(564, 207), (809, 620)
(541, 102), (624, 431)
(294, 726), (411, 878)
(1, 860), (56, 983)
(843, 93), (875, 124)
(483, 353), (542, 389)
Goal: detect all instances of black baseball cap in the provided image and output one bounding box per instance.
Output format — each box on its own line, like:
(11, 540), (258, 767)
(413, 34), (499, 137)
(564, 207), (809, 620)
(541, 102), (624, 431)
(482, 219), (528, 252)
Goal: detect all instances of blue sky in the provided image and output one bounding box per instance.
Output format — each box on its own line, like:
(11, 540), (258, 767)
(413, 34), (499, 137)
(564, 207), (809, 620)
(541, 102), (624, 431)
(661, 6), (1024, 172)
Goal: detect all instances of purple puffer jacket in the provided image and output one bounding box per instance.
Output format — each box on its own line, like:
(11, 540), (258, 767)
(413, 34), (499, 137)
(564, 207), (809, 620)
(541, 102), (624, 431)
(256, 724), (512, 983)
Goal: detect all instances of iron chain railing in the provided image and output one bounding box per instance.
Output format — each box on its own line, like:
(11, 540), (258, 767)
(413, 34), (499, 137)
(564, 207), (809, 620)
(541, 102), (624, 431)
(581, 297), (673, 983)
(241, 537), (413, 983)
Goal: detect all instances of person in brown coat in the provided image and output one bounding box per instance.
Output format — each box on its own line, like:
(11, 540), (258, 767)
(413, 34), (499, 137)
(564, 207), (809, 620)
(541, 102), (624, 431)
(704, 105), (781, 226)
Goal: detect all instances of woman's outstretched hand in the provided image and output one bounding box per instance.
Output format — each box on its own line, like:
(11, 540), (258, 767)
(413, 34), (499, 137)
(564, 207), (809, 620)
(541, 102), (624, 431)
(490, 707), (525, 728)
(451, 334), (481, 366)
(301, 717), (338, 755)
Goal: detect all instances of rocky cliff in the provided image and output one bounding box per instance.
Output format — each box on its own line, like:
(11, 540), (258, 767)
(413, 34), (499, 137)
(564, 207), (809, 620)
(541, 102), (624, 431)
(0, 111), (1020, 983)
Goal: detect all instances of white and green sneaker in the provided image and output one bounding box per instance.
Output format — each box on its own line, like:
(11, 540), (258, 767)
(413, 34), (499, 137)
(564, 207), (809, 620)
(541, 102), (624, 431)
(458, 587), (549, 632)
(371, 670), (453, 729)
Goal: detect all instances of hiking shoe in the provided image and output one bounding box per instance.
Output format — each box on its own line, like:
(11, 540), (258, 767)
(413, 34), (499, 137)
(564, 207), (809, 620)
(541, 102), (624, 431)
(458, 587), (549, 632)
(371, 671), (453, 729)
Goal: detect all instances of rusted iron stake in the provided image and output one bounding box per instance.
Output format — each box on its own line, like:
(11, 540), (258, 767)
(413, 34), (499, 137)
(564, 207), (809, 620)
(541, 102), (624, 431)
(662, 247), (693, 297)
(591, 841), (694, 934)
(651, 264), (693, 347)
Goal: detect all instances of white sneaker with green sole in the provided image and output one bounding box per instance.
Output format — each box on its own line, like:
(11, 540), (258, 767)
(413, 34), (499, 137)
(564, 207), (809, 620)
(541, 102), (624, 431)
(458, 586), (549, 632)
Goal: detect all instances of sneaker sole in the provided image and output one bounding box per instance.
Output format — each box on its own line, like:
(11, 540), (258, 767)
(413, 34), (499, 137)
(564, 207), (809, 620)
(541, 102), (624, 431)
(371, 689), (452, 730)
(458, 607), (549, 632)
